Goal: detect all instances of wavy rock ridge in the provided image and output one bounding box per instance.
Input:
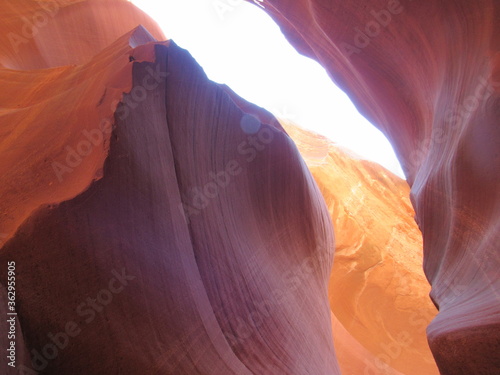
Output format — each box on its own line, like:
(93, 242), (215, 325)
(1, 1), (338, 373)
(251, 0), (500, 373)
(2, 0), (497, 374)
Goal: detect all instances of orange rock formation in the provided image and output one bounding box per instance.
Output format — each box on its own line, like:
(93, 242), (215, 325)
(1, 2), (338, 373)
(283, 122), (438, 375)
(2, 0), (497, 374)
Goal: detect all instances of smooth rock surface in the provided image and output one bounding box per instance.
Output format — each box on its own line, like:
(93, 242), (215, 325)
(250, 0), (500, 373)
(0, 3), (340, 371)
(4, 0), (498, 374)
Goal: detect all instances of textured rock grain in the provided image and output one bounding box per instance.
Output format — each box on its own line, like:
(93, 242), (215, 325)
(250, 1), (500, 373)
(0, 3), (340, 371)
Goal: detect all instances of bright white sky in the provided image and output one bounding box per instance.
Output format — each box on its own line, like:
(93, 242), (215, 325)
(131, 0), (405, 177)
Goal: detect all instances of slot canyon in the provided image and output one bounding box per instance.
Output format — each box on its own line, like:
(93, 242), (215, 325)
(0, 0), (498, 374)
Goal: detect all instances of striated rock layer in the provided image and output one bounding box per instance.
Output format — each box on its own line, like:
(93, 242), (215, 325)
(251, 0), (500, 373)
(3, 0), (497, 374)
(0, 0), (165, 259)
(0, 42), (338, 374)
(1, 1), (339, 373)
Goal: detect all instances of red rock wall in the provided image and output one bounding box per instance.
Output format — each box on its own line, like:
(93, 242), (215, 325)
(0, 0), (165, 264)
(250, 0), (500, 373)
(0, 0), (164, 70)
(0, 2), (341, 373)
(2, 0), (498, 374)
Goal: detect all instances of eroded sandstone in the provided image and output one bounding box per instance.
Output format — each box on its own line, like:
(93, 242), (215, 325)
(249, 0), (500, 373)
